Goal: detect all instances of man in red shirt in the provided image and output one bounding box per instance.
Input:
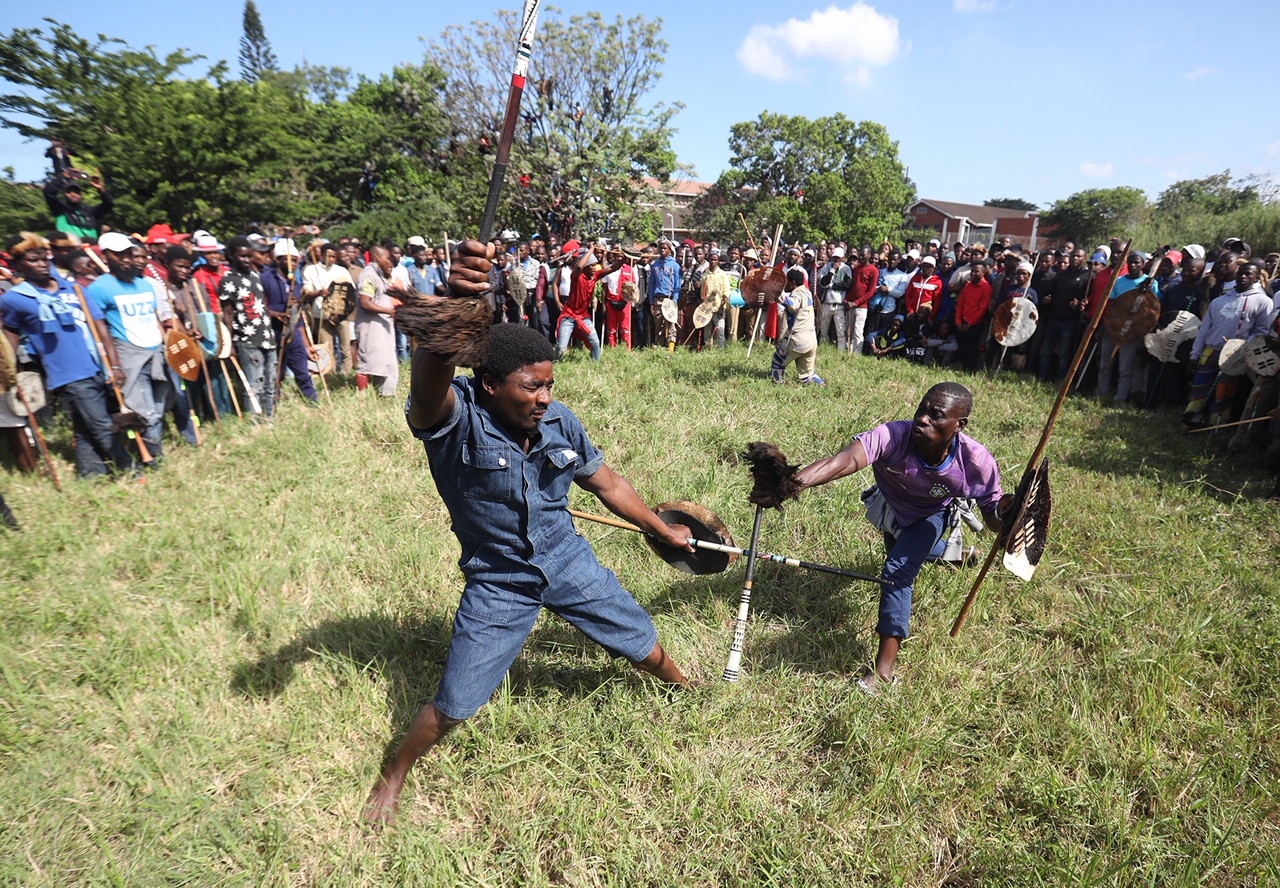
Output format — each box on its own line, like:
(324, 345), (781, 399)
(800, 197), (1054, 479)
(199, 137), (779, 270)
(847, 244), (880, 354)
(954, 259), (992, 370)
(555, 242), (617, 361)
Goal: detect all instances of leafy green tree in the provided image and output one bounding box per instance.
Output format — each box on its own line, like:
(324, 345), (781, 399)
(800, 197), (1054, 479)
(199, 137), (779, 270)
(0, 180), (50, 236)
(239, 0), (277, 83)
(690, 112), (914, 246)
(0, 21), (339, 233)
(431, 9), (680, 241)
(1155, 171), (1259, 220)
(1040, 187), (1148, 248)
(984, 197), (1037, 211)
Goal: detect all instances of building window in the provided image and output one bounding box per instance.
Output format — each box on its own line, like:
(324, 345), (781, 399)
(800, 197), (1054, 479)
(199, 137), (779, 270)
(915, 205), (927, 216)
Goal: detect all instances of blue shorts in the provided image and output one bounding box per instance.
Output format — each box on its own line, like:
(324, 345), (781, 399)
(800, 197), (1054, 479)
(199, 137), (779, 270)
(433, 560), (658, 720)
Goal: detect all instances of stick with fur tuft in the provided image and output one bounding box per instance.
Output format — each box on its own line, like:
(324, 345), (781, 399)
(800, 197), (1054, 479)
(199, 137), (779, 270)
(742, 441), (803, 510)
(394, 293), (494, 368)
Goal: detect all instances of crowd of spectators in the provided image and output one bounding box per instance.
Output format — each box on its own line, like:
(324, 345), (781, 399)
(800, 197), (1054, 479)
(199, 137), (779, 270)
(1, 161), (1278, 499)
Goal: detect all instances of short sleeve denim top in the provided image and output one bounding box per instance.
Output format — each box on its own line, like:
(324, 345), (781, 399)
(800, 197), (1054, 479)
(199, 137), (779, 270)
(408, 376), (604, 588)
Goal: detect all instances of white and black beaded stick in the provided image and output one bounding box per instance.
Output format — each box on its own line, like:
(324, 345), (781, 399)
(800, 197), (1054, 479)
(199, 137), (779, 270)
(722, 504), (765, 682)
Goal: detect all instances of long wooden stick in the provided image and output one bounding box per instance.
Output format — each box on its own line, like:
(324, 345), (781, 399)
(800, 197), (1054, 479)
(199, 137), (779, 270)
(299, 318), (331, 404)
(951, 240), (1133, 637)
(477, 0), (542, 243)
(568, 508), (883, 583)
(228, 353), (263, 417)
(1188, 411), (1278, 434)
(14, 382), (61, 491)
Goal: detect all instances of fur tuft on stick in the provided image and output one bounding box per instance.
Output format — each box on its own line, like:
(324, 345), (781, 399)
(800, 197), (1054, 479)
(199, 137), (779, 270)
(742, 441), (802, 510)
(396, 294), (493, 368)
(111, 410), (149, 434)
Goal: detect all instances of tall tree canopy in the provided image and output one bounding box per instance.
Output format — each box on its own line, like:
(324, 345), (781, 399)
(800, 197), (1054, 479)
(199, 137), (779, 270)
(690, 113), (915, 246)
(984, 197), (1037, 211)
(238, 0), (277, 83)
(431, 9), (680, 242)
(1040, 187), (1148, 248)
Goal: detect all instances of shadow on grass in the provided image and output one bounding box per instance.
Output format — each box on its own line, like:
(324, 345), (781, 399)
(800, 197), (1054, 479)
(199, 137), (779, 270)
(1058, 406), (1276, 503)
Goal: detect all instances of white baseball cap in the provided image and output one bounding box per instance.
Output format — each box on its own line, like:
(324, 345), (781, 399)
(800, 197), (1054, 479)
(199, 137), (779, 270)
(920, 254), (937, 266)
(273, 238), (299, 258)
(98, 232), (134, 253)
(831, 247), (845, 258)
(906, 248), (921, 260)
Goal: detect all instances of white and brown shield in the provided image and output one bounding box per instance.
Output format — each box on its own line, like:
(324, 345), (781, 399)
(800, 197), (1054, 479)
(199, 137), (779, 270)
(1244, 335), (1280, 378)
(993, 297), (1039, 347)
(1143, 310), (1200, 363)
(1218, 338), (1249, 376)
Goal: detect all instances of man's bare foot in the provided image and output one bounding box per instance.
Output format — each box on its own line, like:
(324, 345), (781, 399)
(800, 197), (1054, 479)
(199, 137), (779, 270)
(363, 777), (402, 827)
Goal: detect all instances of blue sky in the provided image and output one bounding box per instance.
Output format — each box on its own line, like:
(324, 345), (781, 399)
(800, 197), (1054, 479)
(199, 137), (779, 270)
(4, 0), (1279, 211)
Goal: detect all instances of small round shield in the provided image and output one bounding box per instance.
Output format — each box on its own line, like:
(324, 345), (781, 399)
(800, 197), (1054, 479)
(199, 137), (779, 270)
(645, 500), (738, 575)
(6, 371), (46, 417)
(164, 328), (202, 381)
(1245, 335), (1280, 378)
(1103, 288), (1161, 344)
(307, 343), (334, 376)
(1218, 338), (1248, 376)
(741, 266), (785, 307)
(660, 298), (679, 325)
(992, 297), (1039, 347)
(693, 303), (716, 329)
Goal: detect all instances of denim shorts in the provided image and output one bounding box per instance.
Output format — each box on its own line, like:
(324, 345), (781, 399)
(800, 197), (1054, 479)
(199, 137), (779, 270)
(433, 560), (657, 720)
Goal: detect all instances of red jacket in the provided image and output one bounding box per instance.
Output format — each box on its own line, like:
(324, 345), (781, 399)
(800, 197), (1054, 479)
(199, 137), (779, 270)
(955, 278), (992, 328)
(904, 272), (941, 315)
(850, 262), (879, 308)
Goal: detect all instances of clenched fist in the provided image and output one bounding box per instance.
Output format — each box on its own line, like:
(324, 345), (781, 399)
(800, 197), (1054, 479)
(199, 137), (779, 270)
(448, 239), (495, 298)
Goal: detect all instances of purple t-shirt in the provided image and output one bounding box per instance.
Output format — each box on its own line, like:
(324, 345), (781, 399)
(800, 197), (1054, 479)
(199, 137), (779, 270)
(855, 421), (1002, 525)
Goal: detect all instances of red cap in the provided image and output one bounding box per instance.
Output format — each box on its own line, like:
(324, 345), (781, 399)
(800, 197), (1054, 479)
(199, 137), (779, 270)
(560, 239), (580, 256)
(145, 223), (188, 245)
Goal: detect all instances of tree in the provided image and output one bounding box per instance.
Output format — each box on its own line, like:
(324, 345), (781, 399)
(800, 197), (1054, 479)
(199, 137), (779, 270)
(984, 197), (1037, 211)
(430, 9), (680, 241)
(239, 0), (277, 83)
(1155, 171), (1260, 219)
(0, 21), (337, 233)
(1040, 187), (1148, 248)
(0, 180), (49, 235)
(690, 112), (915, 246)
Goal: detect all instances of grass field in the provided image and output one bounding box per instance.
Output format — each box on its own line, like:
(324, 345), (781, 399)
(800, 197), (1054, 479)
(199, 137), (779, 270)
(2, 342), (1278, 887)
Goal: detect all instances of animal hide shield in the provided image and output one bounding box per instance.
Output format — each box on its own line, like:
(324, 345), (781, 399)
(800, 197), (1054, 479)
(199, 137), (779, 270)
(693, 303), (716, 329)
(1103, 288), (1161, 344)
(660, 298), (679, 325)
(1217, 338), (1249, 376)
(307, 343), (334, 376)
(1244, 335), (1280, 378)
(741, 266), (785, 307)
(993, 297), (1039, 347)
(1002, 458), (1051, 582)
(163, 329), (202, 381)
(645, 500), (738, 575)
(323, 281), (356, 324)
(5, 371), (46, 417)
(1143, 310), (1200, 363)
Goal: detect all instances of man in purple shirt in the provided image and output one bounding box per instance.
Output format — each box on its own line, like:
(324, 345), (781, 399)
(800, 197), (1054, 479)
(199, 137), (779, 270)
(784, 382), (1007, 694)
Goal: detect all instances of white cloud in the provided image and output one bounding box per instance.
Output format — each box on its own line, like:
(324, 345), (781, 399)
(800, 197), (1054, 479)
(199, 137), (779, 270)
(954, 0), (997, 11)
(1266, 141), (1280, 158)
(737, 4), (901, 83)
(1080, 161), (1114, 179)
(1183, 66), (1213, 82)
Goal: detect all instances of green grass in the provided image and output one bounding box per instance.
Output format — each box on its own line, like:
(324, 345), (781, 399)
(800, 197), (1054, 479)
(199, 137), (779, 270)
(2, 343), (1278, 886)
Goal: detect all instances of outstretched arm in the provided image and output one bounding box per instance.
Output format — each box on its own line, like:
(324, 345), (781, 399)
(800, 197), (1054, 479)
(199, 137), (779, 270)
(793, 438), (869, 491)
(576, 462), (693, 552)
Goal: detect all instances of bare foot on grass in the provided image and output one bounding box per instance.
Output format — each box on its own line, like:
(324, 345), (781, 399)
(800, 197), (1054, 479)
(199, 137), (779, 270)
(363, 777), (401, 828)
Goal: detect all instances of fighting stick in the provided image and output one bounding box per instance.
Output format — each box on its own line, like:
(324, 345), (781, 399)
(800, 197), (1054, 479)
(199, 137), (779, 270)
(951, 240), (1133, 637)
(14, 382), (61, 491)
(477, 0), (542, 243)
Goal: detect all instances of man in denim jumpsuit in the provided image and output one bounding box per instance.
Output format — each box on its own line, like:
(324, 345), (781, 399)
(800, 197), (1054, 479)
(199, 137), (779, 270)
(365, 239), (693, 826)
